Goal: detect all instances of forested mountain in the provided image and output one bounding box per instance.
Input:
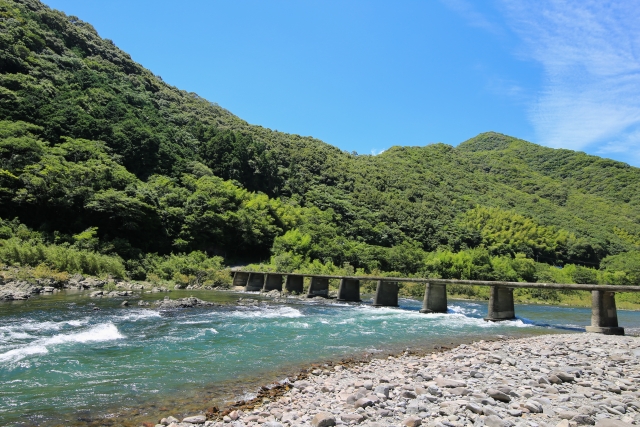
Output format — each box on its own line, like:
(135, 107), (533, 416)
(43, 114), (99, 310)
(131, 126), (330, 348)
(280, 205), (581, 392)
(1, 0), (639, 284)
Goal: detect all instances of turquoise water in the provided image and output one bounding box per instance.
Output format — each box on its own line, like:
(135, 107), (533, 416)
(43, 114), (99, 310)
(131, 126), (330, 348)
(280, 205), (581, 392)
(2, 290), (640, 427)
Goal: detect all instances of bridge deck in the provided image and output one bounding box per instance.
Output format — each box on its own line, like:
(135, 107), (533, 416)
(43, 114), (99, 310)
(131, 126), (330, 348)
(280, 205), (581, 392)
(231, 270), (638, 336)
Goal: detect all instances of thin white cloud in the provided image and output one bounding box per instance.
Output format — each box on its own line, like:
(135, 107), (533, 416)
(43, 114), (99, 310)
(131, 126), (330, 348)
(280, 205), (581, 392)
(439, 0), (502, 34)
(499, 0), (640, 162)
(371, 148), (386, 156)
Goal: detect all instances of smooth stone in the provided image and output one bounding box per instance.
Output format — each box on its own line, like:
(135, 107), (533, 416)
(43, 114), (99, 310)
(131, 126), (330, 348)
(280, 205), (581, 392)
(340, 414), (365, 424)
(483, 406), (500, 417)
(354, 398), (374, 409)
(507, 409), (523, 417)
(555, 372), (576, 383)
(436, 378), (466, 388)
(402, 416), (422, 427)
(524, 401), (543, 414)
(466, 403), (484, 414)
(182, 415), (207, 424)
(594, 421), (634, 427)
(311, 412), (336, 427)
(485, 415), (514, 427)
(450, 387), (471, 396)
(558, 411), (580, 420)
(487, 388), (511, 403)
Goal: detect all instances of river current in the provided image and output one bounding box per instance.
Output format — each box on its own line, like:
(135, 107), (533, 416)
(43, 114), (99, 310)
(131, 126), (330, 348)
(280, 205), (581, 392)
(2, 290), (640, 427)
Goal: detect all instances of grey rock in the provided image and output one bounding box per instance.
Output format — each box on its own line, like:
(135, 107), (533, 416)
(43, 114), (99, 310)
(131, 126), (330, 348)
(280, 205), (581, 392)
(263, 423), (284, 427)
(402, 416), (422, 427)
(558, 411), (580, 419)
(402, 390), (417, 399)
(524, 401), (543, 414)
(450, 387), (471, 396)
(436, 378), (466, 388)
(483, 406), (500, 417)
(341, 414), (365, 424)
(578, 406), (597, 416)
(182, 415), (206, 424)
(374, 385), (390, 397)
(466, 402), (484, 414)
(549, 375), (563, 384)
(428, 385), (442, 396)
(571, 414), (595, 425)
(594, 420), (634, 427)
(354, 398), (374, 409)
(555, 372), (576, 383)
(157, 297), (218, 309)
(487, 388), (511, 403)
(312, 412), (336, 427)
(485, 415), (513, 427)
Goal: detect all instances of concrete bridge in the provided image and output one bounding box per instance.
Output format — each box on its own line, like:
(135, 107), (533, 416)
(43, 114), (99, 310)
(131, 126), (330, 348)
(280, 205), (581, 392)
(232, 271), (640, 336)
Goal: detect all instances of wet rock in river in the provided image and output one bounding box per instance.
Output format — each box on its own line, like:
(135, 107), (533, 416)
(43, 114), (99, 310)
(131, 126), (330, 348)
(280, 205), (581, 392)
(156, 297), (218, 309)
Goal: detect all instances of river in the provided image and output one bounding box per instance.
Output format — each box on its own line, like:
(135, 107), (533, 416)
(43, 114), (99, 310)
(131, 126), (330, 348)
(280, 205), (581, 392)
(2, 290), (639, 427)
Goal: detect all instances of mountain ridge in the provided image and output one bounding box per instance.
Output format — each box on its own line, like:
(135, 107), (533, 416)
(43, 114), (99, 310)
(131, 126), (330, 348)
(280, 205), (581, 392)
(1, 0), (639, 282)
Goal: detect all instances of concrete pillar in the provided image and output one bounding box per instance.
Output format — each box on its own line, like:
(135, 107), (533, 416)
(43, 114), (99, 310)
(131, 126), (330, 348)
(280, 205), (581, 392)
(420, 283), (447, 313)
(337, 279), (360, 302)
(245, 273), (265, 292)
(263, 274), (283, 292)
(484, 286), (515, 321)
(232, 272), (250, 288)
(284, 275), (304, 294)
(307, 277), (329, 298)
(585, 291), (624, 335)
(373, 280), (399, 307)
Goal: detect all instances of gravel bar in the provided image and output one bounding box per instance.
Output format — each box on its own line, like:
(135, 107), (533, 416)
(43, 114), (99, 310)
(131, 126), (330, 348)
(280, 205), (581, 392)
(154, 333), (640, 427)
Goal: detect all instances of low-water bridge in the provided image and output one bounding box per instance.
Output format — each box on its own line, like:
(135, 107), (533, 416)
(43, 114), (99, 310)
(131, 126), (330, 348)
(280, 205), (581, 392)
(232, 271), (640, 336)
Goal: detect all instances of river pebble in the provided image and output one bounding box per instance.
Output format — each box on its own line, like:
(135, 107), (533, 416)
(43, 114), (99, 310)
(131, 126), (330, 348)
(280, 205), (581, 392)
(157, 333), (640, 427)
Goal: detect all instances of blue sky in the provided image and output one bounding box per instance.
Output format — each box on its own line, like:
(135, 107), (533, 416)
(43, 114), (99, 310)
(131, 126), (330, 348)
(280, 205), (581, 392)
(43, 0), (640, 166)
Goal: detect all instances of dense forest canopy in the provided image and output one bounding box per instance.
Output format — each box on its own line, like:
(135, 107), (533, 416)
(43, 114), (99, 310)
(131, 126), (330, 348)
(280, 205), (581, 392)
(1, 0), (640, 285)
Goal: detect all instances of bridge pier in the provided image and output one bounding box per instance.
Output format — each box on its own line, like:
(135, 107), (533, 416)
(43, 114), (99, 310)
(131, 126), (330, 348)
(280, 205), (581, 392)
(307, 277), (329, 298)
(484, 286), (515, 321)
(245, 273), (265, 292)
(284, 275), (304, 294)
(420, 283), (447, 313)
(263, 274), (283, 292)
(337, 279), (361, 302)
(232, 272), (250, 288)
(373, 280), (399, 307)
(585, 291), (624, 335)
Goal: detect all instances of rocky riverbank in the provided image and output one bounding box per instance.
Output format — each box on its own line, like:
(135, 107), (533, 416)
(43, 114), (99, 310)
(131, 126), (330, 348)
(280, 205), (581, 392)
(150, 333), (640, 427)
(0, 274), (171, 300)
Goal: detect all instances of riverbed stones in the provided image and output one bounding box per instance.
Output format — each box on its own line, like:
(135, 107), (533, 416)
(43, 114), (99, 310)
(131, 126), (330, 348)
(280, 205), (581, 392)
(170, 334), (640, 427)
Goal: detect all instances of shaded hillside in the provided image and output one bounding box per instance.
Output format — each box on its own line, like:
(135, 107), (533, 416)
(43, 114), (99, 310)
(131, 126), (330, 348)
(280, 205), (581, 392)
(1, 0), (640, 279)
